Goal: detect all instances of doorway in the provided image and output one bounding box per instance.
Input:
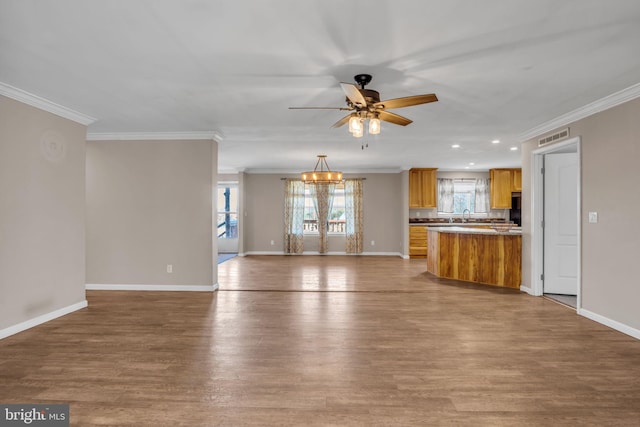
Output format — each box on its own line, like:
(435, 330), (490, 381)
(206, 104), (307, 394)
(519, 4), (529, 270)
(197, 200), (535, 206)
(531, 137), (581, 310)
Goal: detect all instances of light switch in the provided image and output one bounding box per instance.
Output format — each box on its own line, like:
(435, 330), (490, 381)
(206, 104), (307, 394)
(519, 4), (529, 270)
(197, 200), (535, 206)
(588, 212), (598, 223)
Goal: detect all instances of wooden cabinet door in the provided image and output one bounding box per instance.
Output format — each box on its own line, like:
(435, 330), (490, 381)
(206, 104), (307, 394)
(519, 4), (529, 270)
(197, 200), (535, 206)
(409, 226), (428, 258)
(409, 170), (424, 208)
(490, 169), (513, 209)
(512, 168), (522, 192)
(409, 168), (437, 208)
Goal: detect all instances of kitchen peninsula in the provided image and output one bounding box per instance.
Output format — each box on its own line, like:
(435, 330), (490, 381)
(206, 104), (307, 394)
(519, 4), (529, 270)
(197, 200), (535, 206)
(426, 226), (522, 289)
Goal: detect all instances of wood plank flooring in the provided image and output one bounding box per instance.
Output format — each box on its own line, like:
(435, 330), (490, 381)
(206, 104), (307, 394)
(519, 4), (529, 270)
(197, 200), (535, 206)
(1, 256), (639, 426)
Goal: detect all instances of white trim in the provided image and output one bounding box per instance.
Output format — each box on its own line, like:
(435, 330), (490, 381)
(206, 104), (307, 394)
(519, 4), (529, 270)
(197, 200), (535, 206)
(530, 137), (581, 300)
(520, 82), (640, 141)
(86, 131), (223, 142)
(0, 82), (96, 125)
(86, 284), (218, 292)
(579, 308), (640, 340)
(0, 300), (88, 340)
(519, 285), (534, 295)
(242, 251), (404, 257)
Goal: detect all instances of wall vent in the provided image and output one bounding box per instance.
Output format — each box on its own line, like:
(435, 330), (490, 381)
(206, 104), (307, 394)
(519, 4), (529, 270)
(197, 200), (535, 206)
(538, 128), (570, 146)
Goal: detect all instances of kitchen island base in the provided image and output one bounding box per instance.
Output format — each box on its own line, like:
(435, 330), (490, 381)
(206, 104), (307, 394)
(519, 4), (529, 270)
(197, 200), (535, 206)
(427, 228), (521, 289)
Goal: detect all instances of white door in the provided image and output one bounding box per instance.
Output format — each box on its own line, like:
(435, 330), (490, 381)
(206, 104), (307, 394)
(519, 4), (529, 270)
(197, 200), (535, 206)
(543, 152), (578, 295)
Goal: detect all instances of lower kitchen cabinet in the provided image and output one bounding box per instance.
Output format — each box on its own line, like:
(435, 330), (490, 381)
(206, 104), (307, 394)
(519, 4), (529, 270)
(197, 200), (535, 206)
(409, 226), (428, 258)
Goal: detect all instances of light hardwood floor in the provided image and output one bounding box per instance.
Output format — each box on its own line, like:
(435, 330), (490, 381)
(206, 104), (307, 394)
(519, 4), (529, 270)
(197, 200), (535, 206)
(1, 256), (639, 426)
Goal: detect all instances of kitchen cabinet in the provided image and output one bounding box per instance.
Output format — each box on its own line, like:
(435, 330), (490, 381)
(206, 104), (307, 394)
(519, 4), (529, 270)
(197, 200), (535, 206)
(512, 168), (522, 192)
(409, 168), (437, 208)
(409, 226), (428, 258)
(490, 168), (521, 209)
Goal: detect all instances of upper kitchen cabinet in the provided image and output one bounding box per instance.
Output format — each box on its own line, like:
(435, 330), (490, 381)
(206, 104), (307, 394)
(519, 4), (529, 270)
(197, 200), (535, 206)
(409, 168), (438, 208)
(512, 168), (522, 192)
(490, 168), (522, 209)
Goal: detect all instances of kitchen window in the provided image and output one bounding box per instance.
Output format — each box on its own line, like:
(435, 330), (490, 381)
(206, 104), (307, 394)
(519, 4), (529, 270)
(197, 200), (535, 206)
(438, 178), (490, 214)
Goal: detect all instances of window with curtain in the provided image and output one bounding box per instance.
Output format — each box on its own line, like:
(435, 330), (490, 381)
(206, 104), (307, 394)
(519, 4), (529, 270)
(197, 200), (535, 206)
(284, 178), (363, 254)
(437, 178), (490, 214)
(303, 183), (345, 234)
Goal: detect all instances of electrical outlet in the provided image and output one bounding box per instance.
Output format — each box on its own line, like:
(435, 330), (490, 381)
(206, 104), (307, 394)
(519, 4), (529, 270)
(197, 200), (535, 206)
(371, 240), (375, 246)
(166, 264), (173, 273)
(270, 240), (275, 246)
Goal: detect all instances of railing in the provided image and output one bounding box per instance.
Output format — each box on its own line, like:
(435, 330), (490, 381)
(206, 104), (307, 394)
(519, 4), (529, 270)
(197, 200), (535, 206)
(304, 219), (346, 233)
(217, 221), (238, 238)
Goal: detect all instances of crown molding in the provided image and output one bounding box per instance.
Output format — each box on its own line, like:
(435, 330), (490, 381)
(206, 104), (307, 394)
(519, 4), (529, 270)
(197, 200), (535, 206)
(0, 82), (96, 125)
(519, 82), (640, 142)
(87, 131), (223, 142)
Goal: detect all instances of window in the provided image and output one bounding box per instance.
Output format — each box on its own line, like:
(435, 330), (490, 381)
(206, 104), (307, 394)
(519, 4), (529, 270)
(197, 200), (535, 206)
(217, 182), (238, 239)
(437, 178), (489, 214)
(452, 180), (476, 214)
(303, 183), (346, 234)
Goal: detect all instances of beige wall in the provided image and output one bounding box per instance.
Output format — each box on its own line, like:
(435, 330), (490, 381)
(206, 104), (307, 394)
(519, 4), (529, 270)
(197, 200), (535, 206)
(0, 96), (87, 330)
(522, 97), (640, 331)
(242, 173), (404, 254)
(86, 139), (216, 286)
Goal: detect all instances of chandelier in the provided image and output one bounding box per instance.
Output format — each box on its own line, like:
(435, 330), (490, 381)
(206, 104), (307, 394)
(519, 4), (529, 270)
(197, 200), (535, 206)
(301, 155), (343, 184)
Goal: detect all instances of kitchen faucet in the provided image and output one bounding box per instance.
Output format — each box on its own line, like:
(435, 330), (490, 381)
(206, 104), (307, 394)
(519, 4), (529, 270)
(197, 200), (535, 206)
(462, 209), (471, 223)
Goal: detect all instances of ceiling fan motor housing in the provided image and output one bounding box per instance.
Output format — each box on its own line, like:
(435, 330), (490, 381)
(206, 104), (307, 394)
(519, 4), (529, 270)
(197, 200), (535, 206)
(354, 73), (373, 88)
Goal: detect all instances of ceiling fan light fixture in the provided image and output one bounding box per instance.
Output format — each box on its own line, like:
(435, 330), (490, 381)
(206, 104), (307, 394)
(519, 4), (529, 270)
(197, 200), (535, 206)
(348, 115), (362, 134)
(301, 155), (343, 184)
(352, 126), (364, 138)
(369, 117), (381, 135)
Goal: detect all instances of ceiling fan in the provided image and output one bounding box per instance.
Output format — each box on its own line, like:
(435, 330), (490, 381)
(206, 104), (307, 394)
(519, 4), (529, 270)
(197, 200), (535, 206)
(289, 74), (438, 137)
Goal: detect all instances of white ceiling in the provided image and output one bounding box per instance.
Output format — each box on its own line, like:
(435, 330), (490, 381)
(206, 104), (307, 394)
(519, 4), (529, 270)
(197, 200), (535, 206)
(2, 1), (640, 173)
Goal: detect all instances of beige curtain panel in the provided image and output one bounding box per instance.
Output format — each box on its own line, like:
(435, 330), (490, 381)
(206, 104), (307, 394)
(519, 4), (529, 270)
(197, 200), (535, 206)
(345, 179), (363, 254)
(284, 179), (305, 254)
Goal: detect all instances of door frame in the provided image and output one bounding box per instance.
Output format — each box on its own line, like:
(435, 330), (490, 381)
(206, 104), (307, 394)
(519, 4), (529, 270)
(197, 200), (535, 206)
(530, 137), (581, 309)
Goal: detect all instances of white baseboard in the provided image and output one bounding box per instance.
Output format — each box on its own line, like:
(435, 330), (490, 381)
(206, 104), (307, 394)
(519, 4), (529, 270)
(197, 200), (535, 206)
(243, 251), (404, 257)
(578, 308), (640, 340)
(86, 283), (218, 292)
(0, 300), (88, 340)
(520, 285), (535, 295)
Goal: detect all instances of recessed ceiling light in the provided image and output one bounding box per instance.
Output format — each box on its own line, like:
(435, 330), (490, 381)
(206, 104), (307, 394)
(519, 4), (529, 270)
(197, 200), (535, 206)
(451, 144), (461, 148)
(469, 162), (475, 166)
(492, 139), (500, 144)
(510, 146), (518, 151)
(465, 166), (470, 169)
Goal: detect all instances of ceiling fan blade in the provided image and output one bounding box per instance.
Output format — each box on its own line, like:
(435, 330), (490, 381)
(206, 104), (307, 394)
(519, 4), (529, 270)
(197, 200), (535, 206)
(378, 110), (413, 126)
(289, 107), (351, 110)
(331, 114), (352, 128)
(340, 83), (367, 107)
(374, 94), (438, 109)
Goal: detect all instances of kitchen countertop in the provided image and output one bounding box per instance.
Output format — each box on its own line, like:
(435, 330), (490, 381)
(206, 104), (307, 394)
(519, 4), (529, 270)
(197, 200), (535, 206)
(409, 218), (506, 224)
(410, 222), (504, 227)
(427, 226), (522, 235)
